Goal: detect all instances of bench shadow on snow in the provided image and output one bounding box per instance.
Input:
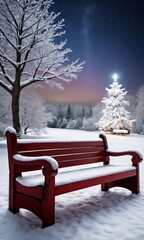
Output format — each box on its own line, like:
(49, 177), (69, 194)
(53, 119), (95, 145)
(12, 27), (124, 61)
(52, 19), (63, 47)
(55, 188), (137, 221)
(3, 186), (140, 230)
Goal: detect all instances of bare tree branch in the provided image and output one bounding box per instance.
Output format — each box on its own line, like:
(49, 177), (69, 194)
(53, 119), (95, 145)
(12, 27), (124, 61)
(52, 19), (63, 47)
(0, 28), (17, 51)
(0, 62), (14, 86)
(0, 80), (12, 94)
(4, 0), (18, 28)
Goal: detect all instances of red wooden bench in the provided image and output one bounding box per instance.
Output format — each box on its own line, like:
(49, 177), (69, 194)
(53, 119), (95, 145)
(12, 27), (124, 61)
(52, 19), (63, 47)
(5, 127), (143, 228)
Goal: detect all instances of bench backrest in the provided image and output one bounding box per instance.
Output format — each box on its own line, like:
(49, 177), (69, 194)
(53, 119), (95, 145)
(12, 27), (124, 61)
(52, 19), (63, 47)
(5, 127), (110, 175)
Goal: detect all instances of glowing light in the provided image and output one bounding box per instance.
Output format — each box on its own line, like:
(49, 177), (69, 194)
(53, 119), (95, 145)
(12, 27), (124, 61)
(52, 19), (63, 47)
(112, 73), (118, 81)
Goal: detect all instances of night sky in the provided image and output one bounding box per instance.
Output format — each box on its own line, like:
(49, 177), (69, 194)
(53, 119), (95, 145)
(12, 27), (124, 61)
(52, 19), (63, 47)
(42, 0), (144, 103)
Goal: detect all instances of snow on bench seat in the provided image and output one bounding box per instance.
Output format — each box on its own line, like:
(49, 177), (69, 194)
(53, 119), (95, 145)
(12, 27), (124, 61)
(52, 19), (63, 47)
(16, 164), (136, 187)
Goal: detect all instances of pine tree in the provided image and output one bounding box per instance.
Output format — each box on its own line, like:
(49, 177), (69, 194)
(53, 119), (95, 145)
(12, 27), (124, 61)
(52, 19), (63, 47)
(57, 104), (64, 127)
(135, 84), (144, 133)
(81, 106), (85, 119)
(57, 104), (64, 120)
(66, 104), (72, 121)
(98, 74), (132, 133)
(88, 104), (93, 118)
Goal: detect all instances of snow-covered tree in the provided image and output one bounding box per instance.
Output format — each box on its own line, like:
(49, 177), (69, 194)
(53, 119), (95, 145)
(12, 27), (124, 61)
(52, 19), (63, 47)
(0, 88), (12, 135)
(81, 106), (85, 119)
(82, 102), (103, 131)
(82, 117), (96, 131)
(98, 74), (132, 133)
(135, 84), (144, 134)
(20, 91), (47, 134)
(88, 104), (93, 118)
(66, 104), (73, 121)
(47, 112), (57, 128)
(0, 0), (84, 135)
(126, 94), (136, 119)
(56, 104), (64, 127)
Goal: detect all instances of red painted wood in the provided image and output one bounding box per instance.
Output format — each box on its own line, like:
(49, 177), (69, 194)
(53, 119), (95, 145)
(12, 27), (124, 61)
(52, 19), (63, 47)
(19, 146), (105, 157)
(16, 182), (43, 199)
(55, 169), (137, 195)
(18, 140), (103, 151)
(57, 156), (109, 168)
(5, 129), (143, 228)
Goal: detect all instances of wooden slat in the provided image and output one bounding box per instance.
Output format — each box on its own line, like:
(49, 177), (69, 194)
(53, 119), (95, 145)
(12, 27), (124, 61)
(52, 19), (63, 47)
(16, 140), (108, 168)
(52, 151), (106, 162)
(58, 156), (109, 168)
(17, 140), (103, 151)
(18, 145), (105, 156)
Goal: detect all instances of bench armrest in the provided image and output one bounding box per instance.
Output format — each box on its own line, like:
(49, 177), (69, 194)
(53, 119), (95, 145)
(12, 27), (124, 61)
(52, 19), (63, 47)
(106, 150), (143, 165)
(13, 154), (58, 177)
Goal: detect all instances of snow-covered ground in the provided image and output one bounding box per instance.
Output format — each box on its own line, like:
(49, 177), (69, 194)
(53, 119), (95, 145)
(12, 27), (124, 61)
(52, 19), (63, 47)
(0, 128), (144, 240)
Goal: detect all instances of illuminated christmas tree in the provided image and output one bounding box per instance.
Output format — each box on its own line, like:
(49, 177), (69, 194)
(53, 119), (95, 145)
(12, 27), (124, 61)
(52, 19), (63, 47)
(98, 74), (132, 133)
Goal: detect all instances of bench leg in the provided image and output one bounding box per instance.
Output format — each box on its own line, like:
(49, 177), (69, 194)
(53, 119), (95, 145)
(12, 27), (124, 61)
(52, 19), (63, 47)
(41, 199), (55, 228)
(119, 175), (140, 194)
(101, 183), (109, 192)
(9, 206), (19, 214)
(101, 175), (140, 194)
(9, 183), (19, 214)
(41, 178), (55, 228)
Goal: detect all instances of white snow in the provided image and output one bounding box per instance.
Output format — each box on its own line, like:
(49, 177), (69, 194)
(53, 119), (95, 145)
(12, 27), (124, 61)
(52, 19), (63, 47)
(113, 129), (128, 134)
(0, 128), (144, 240)
(13, 154), (59, 171)
(5, 126), (16, 134)
(16, 164), (136, 187)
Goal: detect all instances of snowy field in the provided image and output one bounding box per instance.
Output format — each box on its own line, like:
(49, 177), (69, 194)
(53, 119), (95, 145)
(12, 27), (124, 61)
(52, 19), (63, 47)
(0, 128), (144, 240)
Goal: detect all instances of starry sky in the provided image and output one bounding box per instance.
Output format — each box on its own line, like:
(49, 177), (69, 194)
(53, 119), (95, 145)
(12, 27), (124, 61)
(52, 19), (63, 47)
(42, 0), (144, 103)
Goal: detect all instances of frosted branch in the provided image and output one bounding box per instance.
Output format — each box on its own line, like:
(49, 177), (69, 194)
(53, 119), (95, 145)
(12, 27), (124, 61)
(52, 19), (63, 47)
(0, 28), (17, 51)
(4, 0), (18, 28)
(0, 50), (17, 68)
(0, 63), (14, 86)
(0, 80), (12, 94)
(0, 0), (85, 95)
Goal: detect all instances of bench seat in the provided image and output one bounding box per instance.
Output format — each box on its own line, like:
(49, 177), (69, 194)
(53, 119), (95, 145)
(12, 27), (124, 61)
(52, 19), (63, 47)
(16, 164), (136, 188)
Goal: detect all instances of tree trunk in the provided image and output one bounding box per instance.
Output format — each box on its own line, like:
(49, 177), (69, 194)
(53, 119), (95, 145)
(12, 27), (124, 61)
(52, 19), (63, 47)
(12, 59), (21, 136)
(12, 92), (21, 137)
